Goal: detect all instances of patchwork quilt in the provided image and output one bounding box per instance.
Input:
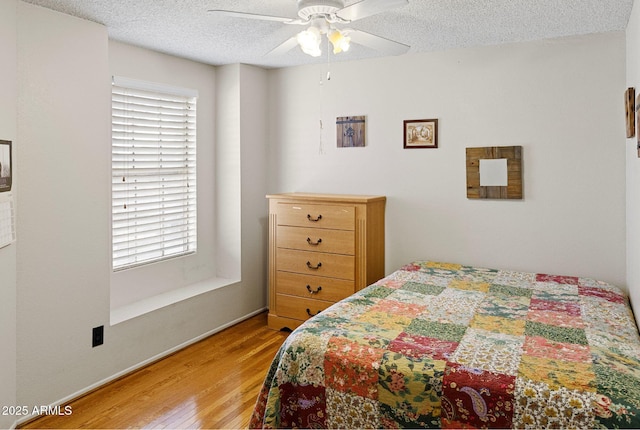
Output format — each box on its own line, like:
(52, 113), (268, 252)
(250, 261), (640, 429)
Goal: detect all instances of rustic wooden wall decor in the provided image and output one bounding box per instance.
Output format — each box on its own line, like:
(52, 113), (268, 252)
(336, 116), (366, 148)
(636, 94), (640, 158)
(626, 87), (636, 138)
(336, 116), (366, 147)
(466, 146), (523, 199)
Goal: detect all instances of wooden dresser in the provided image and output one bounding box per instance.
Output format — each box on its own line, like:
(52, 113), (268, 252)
(267, 193), (386, 330)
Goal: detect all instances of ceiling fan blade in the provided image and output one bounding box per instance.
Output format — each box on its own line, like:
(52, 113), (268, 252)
(335, 0), (409, 22)
(208, 10), (305, 24)
(266, 37), (300, 56)
(345, 29), (410, 55)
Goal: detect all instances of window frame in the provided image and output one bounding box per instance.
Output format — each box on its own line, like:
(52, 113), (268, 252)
(111, 76), (198, 272)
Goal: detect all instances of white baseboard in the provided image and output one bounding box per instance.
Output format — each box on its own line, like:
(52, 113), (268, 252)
(14, 307), (268, 428)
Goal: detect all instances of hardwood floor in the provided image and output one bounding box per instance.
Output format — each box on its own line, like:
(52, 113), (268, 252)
(20, 312), (289, 429)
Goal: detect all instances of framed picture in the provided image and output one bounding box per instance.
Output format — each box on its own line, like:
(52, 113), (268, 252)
(404, 119), (438, 148)
(0, 140), (12, 193)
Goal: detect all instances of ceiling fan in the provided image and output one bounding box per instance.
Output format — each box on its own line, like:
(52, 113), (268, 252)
(209, 0), (410, 58)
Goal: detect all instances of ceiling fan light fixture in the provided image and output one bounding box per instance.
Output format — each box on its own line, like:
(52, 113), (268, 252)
(328, 29), (350, 54)
(296, 26), (322, 57)
(211, 0), (411, 60)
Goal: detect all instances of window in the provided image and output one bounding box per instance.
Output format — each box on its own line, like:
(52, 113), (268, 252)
(111, 77), (197, 271)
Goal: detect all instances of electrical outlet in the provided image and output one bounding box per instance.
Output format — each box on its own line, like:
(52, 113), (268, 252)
(92, 326), (104, 347)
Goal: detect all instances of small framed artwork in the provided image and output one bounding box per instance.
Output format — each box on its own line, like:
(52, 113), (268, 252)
(404, 119), (438, 148)
(336, 116), (366, 147)
(626, 87), (635, 138)
(0, 140), (12, 193)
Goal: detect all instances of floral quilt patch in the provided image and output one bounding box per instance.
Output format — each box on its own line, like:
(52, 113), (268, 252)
(442, 362), (516, 428)
(378, 352), (445, 428)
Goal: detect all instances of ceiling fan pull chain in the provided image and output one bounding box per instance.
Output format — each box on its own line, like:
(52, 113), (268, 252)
(318, 65), (325, 155)
(326, 38), (331, 81)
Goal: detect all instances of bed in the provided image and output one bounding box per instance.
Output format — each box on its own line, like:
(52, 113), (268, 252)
(250, 261), (640, 429)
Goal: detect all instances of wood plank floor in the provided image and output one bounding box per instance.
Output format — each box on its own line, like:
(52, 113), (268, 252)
(20, 312), (289, 429)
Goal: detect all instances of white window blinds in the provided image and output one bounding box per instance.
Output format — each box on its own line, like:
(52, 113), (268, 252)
(111, 77), (197, 271)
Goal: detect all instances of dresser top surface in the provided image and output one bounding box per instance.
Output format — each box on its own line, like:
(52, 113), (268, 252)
(267, 192), (386, 204)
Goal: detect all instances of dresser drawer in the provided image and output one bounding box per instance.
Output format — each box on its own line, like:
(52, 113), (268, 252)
(276, 203), (355, 230)
(276, 294), (333, 321)
(276, 271), (354, 302)
(277, 226), (355, 255)
(277, 248), (355, 280)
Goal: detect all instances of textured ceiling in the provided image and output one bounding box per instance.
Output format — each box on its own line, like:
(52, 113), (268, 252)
(21, 0), (634, 69)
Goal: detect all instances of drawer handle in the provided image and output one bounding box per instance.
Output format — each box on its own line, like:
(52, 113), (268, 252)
(306, 308), (321, 317)
(306, 237), (322, 246)
(306, 261), (322, 270)
(306, 285), (322, 295)
(307, 214), (323, 222)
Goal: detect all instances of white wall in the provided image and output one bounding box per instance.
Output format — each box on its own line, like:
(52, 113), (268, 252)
(239, 65), (271, 307)
(17, 1), (111, 410)
(216, 62), (271, 318)
(268, 32), (627, 288)
(627, 1), (640, 319)
(0, 1), (17, 428)
(15, 3), (270, 414)
(215, 64), (242, 281)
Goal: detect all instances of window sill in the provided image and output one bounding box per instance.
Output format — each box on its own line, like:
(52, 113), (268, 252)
(110, 276), (239, 326)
